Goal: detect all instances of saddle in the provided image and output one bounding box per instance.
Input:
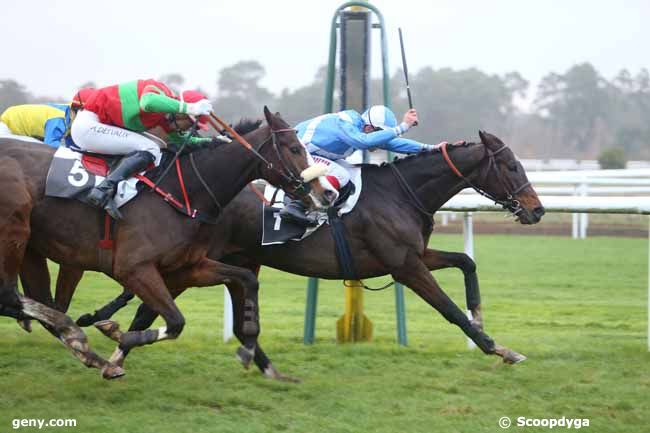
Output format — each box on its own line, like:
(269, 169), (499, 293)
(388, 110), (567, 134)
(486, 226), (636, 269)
(261, 165), (362, 245)
(45, 147), (165, 210)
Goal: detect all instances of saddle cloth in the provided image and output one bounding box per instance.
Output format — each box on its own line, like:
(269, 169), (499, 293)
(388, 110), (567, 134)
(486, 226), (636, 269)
(261, 166), (362, 245)
(45, 146), (158, 208)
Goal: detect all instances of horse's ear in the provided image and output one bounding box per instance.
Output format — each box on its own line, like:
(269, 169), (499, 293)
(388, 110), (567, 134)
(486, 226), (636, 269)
(478, 130), (504, 150)
(263, 106), (274, 126)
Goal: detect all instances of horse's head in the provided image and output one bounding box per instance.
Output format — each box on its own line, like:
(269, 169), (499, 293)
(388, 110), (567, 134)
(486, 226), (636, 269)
(475, 131), (545, 224)
(258, 106), (332, 208)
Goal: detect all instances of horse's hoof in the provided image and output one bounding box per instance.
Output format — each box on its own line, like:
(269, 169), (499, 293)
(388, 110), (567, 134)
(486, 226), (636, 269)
(236, 346), (255, 370)
(94, 320), (122, 342)
(503, 350), (527, 365)
(263, 364), (301, 383)
(76, 313), (97, 327)
(101, 363), (126, 380)
(17, 319), (32, 333)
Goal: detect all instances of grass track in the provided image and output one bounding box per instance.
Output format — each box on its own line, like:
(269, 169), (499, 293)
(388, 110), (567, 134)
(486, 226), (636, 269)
(0, 234), (648, 432)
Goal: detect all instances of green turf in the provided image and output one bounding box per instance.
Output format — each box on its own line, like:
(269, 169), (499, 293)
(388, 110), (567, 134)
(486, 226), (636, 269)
(0, 235), (648, 432)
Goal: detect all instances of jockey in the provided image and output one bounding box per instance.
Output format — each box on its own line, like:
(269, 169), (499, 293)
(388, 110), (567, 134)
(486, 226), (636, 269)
(0, 101), (81, 148)
(71, 79), (214, 219)
(280, 105), (440, 226)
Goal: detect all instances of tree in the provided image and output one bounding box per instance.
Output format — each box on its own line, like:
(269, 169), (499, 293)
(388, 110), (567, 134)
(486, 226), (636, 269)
(534, 63), (612, 156)
(0, 79), (32, 112)
(214, 61), (275, 121)
(158, 74), (185, 94)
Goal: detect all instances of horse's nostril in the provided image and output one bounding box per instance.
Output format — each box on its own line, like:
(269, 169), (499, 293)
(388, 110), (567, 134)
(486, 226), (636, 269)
(534, 206), (545, 218)
(324, 190), (337, 205)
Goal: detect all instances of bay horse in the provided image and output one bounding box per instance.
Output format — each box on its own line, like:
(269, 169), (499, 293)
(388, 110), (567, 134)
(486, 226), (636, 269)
(56, 130), (544, 380)
(1, 107), (331, 379)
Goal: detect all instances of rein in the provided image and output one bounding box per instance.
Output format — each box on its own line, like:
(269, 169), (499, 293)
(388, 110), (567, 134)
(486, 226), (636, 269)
(389, 164), (434, 227)
(440, 142), (530, 215)
(141, 114), (311, 224)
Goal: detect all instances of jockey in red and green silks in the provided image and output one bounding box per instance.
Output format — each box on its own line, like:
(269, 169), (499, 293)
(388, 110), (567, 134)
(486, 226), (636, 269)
(71, 79), (214, 219)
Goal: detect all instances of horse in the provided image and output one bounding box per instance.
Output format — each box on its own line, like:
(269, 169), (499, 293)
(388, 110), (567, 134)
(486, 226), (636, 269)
(54, 130), (544, 380)
(1, 107), (332, 379)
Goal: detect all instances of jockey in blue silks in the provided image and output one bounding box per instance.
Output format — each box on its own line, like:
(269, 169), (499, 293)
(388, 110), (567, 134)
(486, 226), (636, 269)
(280, 105), (441, 226)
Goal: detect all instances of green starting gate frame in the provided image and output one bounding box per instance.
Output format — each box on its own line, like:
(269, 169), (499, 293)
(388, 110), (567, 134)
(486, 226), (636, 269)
(303, 1), (408, 346)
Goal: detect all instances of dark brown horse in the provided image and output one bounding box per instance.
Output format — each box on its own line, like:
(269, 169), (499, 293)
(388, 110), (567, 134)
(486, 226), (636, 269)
(1, 107), (331, 379)
(54, 131), (544, 380)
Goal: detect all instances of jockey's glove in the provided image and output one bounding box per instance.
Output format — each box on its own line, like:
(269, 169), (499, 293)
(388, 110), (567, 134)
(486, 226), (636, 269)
(212, 135), (232, 144)
(421, 144), (437, 152)
(185, 99), (213, 116)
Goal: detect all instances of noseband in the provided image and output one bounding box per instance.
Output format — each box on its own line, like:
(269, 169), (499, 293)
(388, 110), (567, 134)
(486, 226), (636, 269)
(440, 142), (530, 215)
(258, 128), (312, 199)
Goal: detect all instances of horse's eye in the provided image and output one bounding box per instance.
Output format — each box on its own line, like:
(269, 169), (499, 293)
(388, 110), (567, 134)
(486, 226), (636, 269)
(507, 161), (518, 172)
(290, 146), (302, 155)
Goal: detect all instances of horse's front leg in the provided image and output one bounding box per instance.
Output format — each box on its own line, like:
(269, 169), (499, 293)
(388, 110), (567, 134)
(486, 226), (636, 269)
(105, 258), (260, 368)
(421, 248), (482, 330)
(393, 250), (525, 364)
(94, 263), (187, 372)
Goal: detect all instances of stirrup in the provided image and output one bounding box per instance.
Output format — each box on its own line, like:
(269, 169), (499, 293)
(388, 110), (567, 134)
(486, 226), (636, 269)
(87, 188), (110, 208)
(104, 200), (123, 220)
(280, 206), (318, 227)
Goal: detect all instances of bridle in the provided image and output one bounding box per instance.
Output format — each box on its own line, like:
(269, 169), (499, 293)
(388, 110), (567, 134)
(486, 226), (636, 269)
(185, 127), (312, 221)
(206, 114), (313, 200)
(440, 142), (530, 215)
(256, 127), (313, 199)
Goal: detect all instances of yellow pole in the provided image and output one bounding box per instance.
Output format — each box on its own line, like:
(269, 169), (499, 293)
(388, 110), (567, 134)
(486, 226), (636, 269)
(337, 280), (373, 342)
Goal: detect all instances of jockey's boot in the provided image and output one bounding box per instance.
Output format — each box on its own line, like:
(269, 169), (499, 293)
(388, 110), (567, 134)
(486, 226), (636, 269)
(87, 151), (154, 220)
(279, 199), (319, 227)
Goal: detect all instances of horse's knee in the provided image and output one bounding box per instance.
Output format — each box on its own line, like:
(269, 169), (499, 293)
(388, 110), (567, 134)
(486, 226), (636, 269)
(457, 253), (476, 274)
(165, 313), (185, 338)
(240, 270), (259, 294)
(0, 283), (21, 309)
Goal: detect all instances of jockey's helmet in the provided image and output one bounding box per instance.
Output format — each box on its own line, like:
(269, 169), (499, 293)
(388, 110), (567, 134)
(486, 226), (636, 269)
(71, 87), (96, 112)
(361, 105), (397, 130)
(181, 90), (210, 130)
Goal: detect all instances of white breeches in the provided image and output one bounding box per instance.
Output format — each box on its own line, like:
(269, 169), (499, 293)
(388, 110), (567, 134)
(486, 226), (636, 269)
(0, 121), (11, 136)
(0, 121), (43, 143)
(71, 110), (162, 164)
(311, 155), (351, 190)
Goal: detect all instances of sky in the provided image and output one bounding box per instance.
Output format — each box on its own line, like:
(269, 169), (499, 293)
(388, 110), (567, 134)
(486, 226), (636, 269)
(2, 0), (648, 102)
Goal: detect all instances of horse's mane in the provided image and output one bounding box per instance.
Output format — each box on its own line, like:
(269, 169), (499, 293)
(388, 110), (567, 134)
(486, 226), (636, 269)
(233, 118), (263, 135)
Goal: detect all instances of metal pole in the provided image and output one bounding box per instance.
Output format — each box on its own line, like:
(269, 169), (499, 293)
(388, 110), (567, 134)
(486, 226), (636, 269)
(463, 212), (474, 258)
(395, 283), (408, 345)
(463, 212), (476, 349)
(304, 277), (319, 344)
(579, 182), (588, 239)
(647, 215), (649, 351)
(223, 288), (233, 342)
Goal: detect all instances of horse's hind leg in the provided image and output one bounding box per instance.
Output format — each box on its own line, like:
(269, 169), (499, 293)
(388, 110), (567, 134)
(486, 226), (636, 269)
(422, 248), (483, 330)
(76, 288), (134, 327)
(18, 248), (54, 332)
(54, 266), (85, 312)
(393, 251), (525, 364)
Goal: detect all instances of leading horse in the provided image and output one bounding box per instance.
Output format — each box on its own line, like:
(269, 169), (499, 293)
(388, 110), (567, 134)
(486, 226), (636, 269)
(58, 130), (544, 380)
(1, 107), (331, 378)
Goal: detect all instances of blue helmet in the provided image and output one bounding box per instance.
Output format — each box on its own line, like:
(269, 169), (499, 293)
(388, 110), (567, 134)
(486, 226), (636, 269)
(361, 105), (397, 130)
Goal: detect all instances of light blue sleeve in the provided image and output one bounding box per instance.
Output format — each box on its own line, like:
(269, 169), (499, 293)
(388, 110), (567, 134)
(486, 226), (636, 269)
(380, 137), (426, 154)
(43, 118), (66, 148)
(336, 118), (399, 150)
